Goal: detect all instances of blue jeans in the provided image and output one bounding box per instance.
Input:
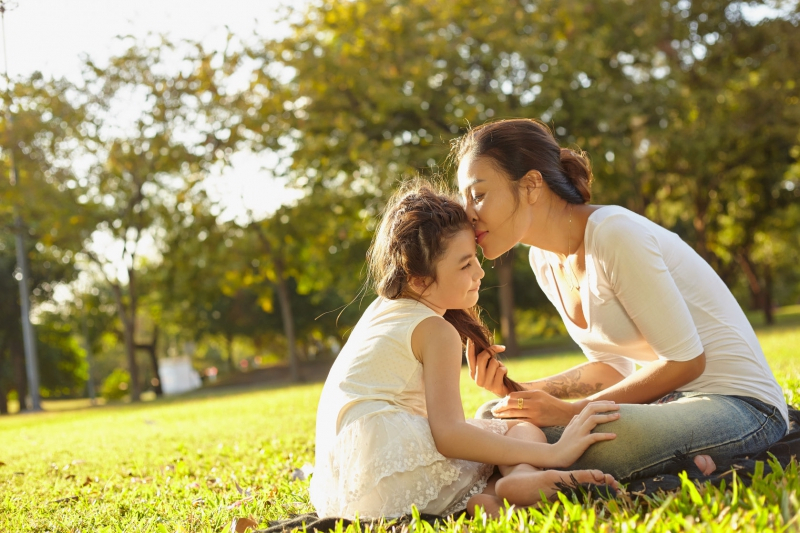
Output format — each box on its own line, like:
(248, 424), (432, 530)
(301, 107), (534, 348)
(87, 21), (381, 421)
(476, 392), (787, 481)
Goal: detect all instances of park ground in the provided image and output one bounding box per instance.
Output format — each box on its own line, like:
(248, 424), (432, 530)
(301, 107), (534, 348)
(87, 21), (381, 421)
(1, 307), (800, 532)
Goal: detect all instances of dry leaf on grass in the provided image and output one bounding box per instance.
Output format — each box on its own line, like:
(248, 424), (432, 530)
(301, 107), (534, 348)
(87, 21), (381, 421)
(229, 516), (258, 533)
(0, 461), (6, 467)
(50, 496), (79, 505)
(226, 496), (254, 509)
(232, 475), (251, 496)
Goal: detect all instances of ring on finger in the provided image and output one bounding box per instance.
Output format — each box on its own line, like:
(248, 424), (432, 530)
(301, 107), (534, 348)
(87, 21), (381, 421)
(517, 397), (524, 410)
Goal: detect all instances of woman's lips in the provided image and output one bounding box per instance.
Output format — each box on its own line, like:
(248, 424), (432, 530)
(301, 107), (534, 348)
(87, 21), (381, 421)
(475, 231), (488, 244)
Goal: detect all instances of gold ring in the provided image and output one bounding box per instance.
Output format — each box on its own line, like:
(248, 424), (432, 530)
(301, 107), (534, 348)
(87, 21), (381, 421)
(517, 398), (524, 410)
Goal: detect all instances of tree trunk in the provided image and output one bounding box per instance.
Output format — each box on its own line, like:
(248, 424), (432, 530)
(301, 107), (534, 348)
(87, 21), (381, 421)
(137, 325), (162, 397)
(0, 339), (9, 414)
(0, 381), (7, 414)
(225, 333), (235, 373)
(737, 251), (764, 313)
(10, 336), (28, 411)
(496, 248), (519, 358)
(763, 264), (774, 326)
(110, 282), (140, 402)
(274, 258), (301, 382)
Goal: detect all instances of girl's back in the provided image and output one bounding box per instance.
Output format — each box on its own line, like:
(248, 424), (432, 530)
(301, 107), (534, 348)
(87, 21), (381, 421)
(314, 296), (437, 455)
(310, 296), (505, 519)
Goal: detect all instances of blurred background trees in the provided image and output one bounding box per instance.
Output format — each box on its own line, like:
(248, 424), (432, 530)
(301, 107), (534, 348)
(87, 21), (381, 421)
(1, 0), (798, 411)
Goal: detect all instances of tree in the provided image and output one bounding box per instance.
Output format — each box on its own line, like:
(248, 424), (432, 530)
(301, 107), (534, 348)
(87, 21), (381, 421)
(70, 37), (245, 400)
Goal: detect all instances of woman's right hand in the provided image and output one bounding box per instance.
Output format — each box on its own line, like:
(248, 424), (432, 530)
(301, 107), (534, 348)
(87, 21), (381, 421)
(466, 339), (510, 397)
(551, 401), (619, 467)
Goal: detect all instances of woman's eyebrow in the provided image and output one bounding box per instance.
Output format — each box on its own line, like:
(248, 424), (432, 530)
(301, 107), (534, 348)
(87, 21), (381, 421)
(460, 178), (484, 193)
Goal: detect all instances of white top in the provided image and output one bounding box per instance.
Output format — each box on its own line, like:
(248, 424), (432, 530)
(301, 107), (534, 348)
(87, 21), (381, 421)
(529, 206), (788, 429)
(314, 296), (438, 459)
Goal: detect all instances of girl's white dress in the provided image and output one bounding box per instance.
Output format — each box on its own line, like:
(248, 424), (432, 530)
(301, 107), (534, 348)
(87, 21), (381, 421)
(310, 297), (509, 519)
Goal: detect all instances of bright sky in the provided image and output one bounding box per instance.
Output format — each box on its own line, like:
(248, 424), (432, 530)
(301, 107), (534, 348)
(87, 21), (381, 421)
(2, 0), (304, 223)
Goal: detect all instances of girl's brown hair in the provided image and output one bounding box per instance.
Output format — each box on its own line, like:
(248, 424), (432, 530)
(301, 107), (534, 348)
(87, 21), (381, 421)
(452, 118), (593, 204)
(367, 179), (523, 393)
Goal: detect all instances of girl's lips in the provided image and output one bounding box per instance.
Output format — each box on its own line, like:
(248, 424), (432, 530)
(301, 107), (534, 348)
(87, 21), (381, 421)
(475, 231), (488, 244)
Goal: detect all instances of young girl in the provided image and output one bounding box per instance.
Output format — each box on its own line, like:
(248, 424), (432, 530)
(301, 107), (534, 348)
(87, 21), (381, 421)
(309, 181), (620, 519)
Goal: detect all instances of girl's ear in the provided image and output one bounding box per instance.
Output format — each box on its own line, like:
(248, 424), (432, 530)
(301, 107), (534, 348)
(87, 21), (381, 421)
(520, 170), (543, 205)
(408, 275), (432, 296)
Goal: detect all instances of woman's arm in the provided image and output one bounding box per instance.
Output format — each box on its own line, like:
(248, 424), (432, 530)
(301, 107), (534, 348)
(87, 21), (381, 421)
(466, 341), (624, 398)
(415, 317), (618, 468)
(492, 354), (705, 426)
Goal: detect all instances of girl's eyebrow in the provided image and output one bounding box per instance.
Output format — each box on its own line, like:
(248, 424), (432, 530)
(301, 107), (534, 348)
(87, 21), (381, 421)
(458, 253), (476, 263)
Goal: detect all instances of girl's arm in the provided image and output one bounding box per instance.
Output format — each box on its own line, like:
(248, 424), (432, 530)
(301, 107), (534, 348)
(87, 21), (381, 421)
(413, 316), (618, 469)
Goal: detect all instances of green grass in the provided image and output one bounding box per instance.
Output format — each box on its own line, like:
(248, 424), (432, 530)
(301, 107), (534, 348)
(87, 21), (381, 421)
(1, 323), (800, 532)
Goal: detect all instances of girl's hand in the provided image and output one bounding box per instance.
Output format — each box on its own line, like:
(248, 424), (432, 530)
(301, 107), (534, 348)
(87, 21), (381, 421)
(551, 401), (619, 467)
(465, 339), (509, 397)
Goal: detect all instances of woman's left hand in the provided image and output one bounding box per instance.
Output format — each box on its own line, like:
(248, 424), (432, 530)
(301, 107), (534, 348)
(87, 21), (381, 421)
(491, 390), (589, 427)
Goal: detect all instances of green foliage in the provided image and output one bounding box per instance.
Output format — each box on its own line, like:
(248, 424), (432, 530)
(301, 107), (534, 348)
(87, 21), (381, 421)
(100, 368), (131, 401)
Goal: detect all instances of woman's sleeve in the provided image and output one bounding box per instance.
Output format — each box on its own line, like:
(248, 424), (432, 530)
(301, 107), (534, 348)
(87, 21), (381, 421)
(593, 215), (704, 362)
(584, 349), (637, 377)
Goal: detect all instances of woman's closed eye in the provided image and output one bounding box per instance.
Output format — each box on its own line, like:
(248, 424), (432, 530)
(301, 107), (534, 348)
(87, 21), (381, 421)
(471, 193), (484, 203)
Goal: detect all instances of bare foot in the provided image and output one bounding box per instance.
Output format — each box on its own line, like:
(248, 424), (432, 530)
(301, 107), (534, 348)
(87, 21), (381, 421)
(465, 494), (503, 517)
(495, 468), (618, 506)
(694, 454), (716, 475)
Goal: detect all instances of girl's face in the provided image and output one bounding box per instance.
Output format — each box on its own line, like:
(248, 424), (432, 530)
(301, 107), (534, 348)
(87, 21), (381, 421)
(416, 228), (485, 313)
(457, 155), (533, 260)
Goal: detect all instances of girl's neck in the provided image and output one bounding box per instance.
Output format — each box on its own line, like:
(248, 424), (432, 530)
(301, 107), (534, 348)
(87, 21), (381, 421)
(400, 294), (446, 316)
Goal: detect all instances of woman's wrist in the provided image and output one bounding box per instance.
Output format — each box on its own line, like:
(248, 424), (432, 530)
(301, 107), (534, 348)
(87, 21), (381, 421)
(571, 399), (590, 417)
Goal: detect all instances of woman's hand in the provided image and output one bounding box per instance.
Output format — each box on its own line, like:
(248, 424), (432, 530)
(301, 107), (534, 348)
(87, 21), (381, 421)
(492, 390), (589, 427)
(551, 401), (619, 467)
(465, 339), (509, 397)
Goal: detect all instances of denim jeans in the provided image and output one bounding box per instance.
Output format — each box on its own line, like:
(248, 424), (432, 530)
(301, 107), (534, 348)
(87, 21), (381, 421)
(475, 391), (787, 481)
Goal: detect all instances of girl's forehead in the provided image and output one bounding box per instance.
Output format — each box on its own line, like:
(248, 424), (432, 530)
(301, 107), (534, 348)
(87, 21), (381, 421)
(441, 229), (477, 261)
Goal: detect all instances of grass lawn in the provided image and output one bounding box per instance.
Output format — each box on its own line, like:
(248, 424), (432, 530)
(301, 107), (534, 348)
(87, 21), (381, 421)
(1, 317), (800, 532)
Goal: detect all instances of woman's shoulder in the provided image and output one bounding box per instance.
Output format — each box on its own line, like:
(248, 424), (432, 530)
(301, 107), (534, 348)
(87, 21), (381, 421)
(587, 206), (662, 248)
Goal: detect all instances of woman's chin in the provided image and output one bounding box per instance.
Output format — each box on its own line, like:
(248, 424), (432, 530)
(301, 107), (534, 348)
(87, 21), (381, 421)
(478, 245), (503, 260)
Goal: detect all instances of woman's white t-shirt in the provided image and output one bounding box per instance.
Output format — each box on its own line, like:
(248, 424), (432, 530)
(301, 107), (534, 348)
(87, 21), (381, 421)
(529, 206), (788, 429)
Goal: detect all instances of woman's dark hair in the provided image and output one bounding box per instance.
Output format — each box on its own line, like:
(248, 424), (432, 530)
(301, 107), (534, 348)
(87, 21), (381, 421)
(451, 118), (593, 204)
(367, 179), (523, 393)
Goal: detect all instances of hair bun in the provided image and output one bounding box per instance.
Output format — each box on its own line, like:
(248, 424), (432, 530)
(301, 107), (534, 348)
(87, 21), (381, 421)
(559, 148), (593, 204)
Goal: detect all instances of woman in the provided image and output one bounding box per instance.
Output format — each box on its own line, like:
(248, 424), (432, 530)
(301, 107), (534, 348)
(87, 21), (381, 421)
(453, 118), (788, 481)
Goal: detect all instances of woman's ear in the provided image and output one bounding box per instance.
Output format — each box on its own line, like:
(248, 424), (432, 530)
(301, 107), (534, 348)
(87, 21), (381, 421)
(520, 170), (543, 205)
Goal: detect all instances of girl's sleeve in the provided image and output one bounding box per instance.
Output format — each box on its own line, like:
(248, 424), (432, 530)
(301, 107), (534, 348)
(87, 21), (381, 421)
(593, 215), (704, 362)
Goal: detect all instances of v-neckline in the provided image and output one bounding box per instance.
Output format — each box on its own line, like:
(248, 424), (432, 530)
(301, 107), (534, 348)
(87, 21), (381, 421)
(547, 255), (589, 331)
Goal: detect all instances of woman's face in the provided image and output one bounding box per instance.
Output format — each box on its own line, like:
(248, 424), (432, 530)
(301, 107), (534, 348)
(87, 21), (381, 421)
(457, 155), (532, 260)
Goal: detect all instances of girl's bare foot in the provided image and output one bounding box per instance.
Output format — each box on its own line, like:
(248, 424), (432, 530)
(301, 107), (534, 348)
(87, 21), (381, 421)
(495, 467), (618, 506)
(694, 454), (716, 475)
(465, 494), (503, 517)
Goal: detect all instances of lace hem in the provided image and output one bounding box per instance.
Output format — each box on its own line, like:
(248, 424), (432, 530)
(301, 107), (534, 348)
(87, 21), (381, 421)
(310, 413), (510, 519)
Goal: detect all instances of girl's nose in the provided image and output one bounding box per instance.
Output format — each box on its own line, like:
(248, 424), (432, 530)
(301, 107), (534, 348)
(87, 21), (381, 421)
(476, 264), (485, 280)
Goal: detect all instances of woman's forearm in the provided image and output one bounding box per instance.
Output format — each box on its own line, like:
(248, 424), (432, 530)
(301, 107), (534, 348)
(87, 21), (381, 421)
(522, 362), (625, 399)
(586, 354), (705, 404)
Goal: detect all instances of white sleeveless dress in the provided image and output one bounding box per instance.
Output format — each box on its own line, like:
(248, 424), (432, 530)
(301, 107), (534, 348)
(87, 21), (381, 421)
(310, 297), (509, 519)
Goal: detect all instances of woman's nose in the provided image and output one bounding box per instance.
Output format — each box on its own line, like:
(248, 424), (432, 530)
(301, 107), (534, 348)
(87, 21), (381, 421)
(465, 203), (478, 224)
